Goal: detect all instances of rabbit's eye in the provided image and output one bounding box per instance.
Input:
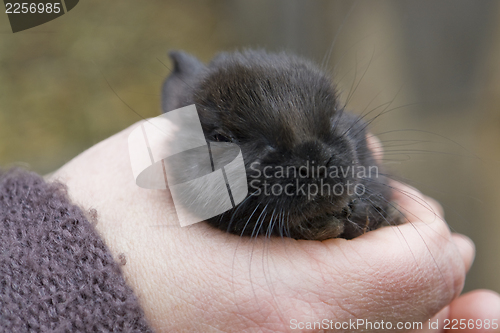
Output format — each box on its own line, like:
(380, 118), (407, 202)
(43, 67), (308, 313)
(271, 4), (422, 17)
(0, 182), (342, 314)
(212, 133), (231, 142)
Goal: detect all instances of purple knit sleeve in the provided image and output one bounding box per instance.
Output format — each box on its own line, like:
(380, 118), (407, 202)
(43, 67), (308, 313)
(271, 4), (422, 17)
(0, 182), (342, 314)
(0, 168), (154, 333)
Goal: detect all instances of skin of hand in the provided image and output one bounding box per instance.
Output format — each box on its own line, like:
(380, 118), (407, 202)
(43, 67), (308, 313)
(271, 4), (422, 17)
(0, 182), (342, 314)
(47, 122), (500, 333)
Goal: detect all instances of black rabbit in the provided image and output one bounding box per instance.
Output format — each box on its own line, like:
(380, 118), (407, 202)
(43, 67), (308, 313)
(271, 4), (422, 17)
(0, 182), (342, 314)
(162, 50), (401, 240)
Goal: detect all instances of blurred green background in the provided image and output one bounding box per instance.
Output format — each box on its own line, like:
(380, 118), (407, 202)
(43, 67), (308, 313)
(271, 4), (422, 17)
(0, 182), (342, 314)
(1, 0), (499, 294)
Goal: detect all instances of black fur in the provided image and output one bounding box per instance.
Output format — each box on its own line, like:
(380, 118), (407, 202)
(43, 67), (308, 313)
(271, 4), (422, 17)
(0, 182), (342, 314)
(162, 50), (399, 240)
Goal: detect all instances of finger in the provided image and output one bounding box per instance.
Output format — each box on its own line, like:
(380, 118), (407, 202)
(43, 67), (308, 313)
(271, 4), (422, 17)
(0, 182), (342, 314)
(314, 179), (467, 327)
(409, 305), (450, 333)
(451, 233), (475, 273)
(390, 180), (445, 222)
(313, 213), (466, 328)
(366, 132), (384, 163)
(447, 290), (500, 333)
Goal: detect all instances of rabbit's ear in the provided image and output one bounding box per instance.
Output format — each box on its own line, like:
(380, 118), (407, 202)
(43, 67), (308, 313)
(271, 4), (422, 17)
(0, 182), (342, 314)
(162, 51), (206, 113)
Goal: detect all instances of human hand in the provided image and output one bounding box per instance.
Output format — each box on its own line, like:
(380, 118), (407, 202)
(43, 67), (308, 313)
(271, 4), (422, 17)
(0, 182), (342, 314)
(48, 122), (500, 332)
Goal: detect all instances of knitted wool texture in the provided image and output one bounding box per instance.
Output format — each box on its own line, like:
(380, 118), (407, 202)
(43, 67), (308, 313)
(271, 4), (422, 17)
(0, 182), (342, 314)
(0, 169), (154, 333)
